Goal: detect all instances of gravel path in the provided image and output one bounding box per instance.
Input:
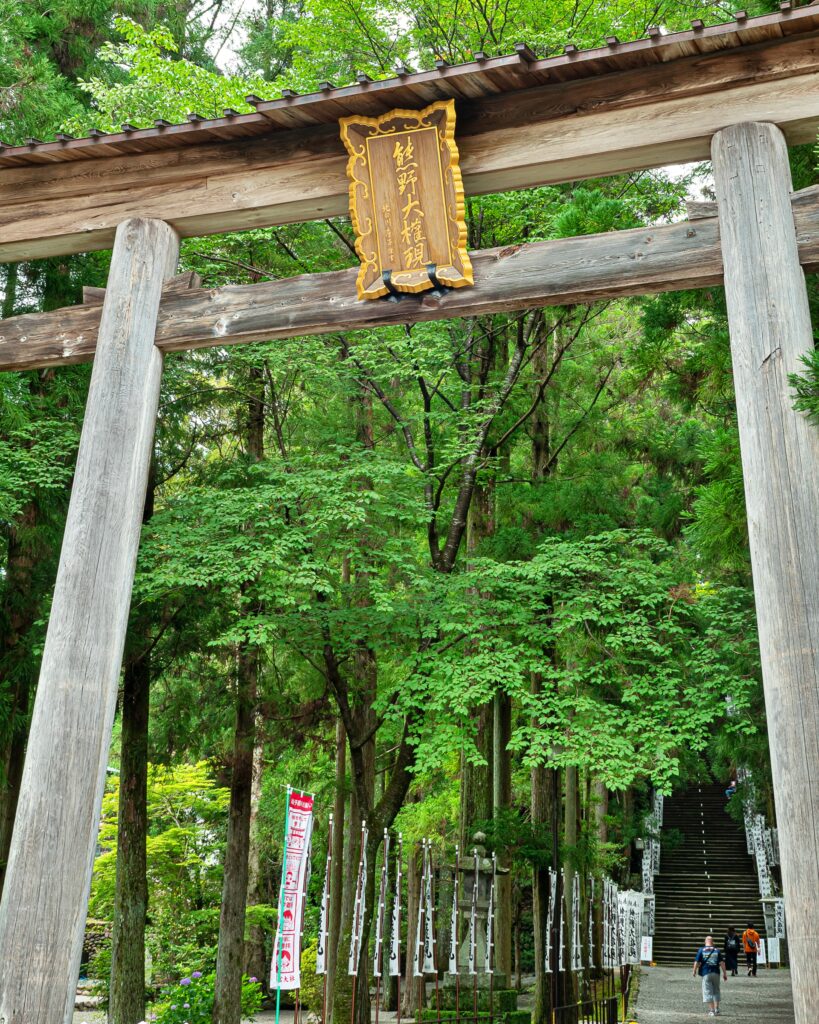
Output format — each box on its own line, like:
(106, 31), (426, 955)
(634, 965), (795, 1022)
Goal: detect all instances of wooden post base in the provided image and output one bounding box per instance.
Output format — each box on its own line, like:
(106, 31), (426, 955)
(0, 217), (178, 1023)
(712, 121), (819, 1024)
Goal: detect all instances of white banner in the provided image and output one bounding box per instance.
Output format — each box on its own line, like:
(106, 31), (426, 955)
(558, 871), (565, 972)
(587, 877), (595, 970)
(413, 841), (427, 977)
(484, 854), (496, 975)
(617, 890), (643, 966)
(315, 813), (333, 975)
(774, 897), (786, 938)
(544, 868), (557, 974)
(757, 938), (767, 966)
(767, 937), (780, 963)
(640, 936), (653, 963)
(570, 873), (582, 972)
(373, 830), (390, 977)
(348, 822), (369, 975)
(448, 845), (459, 975)
(270, 789), (315, 990)
(468, 849), (478, 975)
(422, 842), (436, 974)
(388, 835), (403, 976)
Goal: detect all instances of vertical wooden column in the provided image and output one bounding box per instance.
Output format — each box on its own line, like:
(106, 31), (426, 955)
(712, 122), (819, 1021)
(0, 217), (178, 1024)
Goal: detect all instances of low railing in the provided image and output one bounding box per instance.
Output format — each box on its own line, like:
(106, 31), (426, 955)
(551, 995), (620, 1024)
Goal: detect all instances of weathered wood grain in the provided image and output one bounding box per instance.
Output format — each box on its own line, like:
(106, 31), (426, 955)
(3, 34), (819, 261)
(0, 217), (178, 1024)
(713, 122), (819, 1024)
(2, 185), (819, 373)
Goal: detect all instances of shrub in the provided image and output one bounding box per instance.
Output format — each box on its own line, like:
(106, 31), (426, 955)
(152, 971), (263, 1023)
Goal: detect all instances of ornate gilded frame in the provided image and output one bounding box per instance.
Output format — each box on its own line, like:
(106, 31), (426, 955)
(339, 99), (473, 301)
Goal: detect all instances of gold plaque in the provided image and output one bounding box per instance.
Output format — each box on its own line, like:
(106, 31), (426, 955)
(340, 99), (473, 301)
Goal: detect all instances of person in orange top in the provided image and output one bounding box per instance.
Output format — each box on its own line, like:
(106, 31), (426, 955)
(742, 923), (760, 977)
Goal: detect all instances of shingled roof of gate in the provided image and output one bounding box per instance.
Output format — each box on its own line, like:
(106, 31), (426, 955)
(1, 2), (817, 168)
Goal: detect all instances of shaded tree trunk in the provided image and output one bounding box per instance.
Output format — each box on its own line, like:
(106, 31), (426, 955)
(0, 500), (39, 899)
(326, 720), (347, 1022)
(109, 650), (151, 1024)
(213, 368), (265, 1024)
(243, 743), (268, 987)
(212, 643), (259, 1024)
(493, 692), (513, 979)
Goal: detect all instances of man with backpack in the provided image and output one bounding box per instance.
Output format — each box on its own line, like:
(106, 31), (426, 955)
(693, 935), (728, 1017)
(742, 922), (761, 976)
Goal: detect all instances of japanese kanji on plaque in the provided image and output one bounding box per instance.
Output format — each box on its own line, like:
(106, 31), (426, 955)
(340, 98), (473, 300)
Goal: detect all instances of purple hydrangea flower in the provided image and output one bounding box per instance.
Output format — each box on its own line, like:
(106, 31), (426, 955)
(191, 971), (203, 979)
(180, 978), (192, 986)
(250, 977), (258, 984)
(183, 1003), (190, 1009)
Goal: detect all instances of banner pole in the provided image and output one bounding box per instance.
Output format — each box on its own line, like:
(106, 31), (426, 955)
(396, 834), (403, 1024)
(275, 787), (293, 1024)
(350, 821), (367, 1024)
(321, 815), (334, 1024)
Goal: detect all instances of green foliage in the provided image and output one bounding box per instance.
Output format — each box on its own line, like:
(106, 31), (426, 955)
(298, 941), (322, 1009)
(63, 17), (268, 134)
(790, 347), (819, 427)
(153, 971), (262, 1024)
(90, 763), (230, 980)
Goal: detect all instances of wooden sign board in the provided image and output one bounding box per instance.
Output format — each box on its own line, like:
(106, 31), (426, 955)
(340, 99), (473, 300)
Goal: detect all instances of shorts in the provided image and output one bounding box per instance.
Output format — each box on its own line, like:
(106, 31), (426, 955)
(702, 972), (721, 1003)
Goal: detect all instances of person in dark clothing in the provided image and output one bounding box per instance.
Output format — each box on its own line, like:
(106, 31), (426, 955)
(724, 927), (741, 976)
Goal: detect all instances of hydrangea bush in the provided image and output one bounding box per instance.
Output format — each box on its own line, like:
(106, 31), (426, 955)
(153, 971), (262, 1024)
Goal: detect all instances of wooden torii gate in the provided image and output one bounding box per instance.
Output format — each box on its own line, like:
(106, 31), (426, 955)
(0, 7), (818, 1022)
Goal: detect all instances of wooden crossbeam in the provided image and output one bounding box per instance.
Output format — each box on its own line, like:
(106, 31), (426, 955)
(1, 186), (818, 373)
(3, 33), (819, 262)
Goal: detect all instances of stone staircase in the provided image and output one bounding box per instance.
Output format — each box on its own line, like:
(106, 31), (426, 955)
(652, 781), (765, 966)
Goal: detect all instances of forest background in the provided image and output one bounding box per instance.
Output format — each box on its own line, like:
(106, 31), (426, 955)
(2, 1), (818, 1023)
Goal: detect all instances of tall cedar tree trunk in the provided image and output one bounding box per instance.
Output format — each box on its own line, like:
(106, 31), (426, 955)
(333, 788), (364, 1024)
(329, 378), (378, 1024)
(212, 369), (264, 1024)
(400, 842), (422, 1017)
(108, 464), (156, 1024)
(0, 501), (37, 898)
(563, 766), (579, 1004)
(325, 720), (347, 1021)
(109, 648), (151, 1023)
(528, 332), (567, 1018)
(493, 692), (513, 979)
(243, 743), (268, 986)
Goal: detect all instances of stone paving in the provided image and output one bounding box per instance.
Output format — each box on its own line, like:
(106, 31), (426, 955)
(634, 965), (795, 1022)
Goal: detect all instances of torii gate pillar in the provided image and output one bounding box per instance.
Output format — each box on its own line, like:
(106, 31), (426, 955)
(712, 121), (819, 1022)
(0, 218), (178, 1023)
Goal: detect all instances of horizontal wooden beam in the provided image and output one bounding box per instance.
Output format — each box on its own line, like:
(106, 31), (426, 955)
(2, 34), (819, 262)
(1, 185), (818, 373)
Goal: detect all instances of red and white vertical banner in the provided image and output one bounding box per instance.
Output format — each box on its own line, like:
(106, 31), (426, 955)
(271, 788), (315, 990)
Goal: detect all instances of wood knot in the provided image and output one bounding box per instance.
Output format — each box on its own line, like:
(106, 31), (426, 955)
(497, 244), (523, 259)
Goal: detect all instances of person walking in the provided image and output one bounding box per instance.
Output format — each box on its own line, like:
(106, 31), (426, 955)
(742, 923), (761, 976)
(693, 935), (728, 1017)
(724, 927), (741, 976)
